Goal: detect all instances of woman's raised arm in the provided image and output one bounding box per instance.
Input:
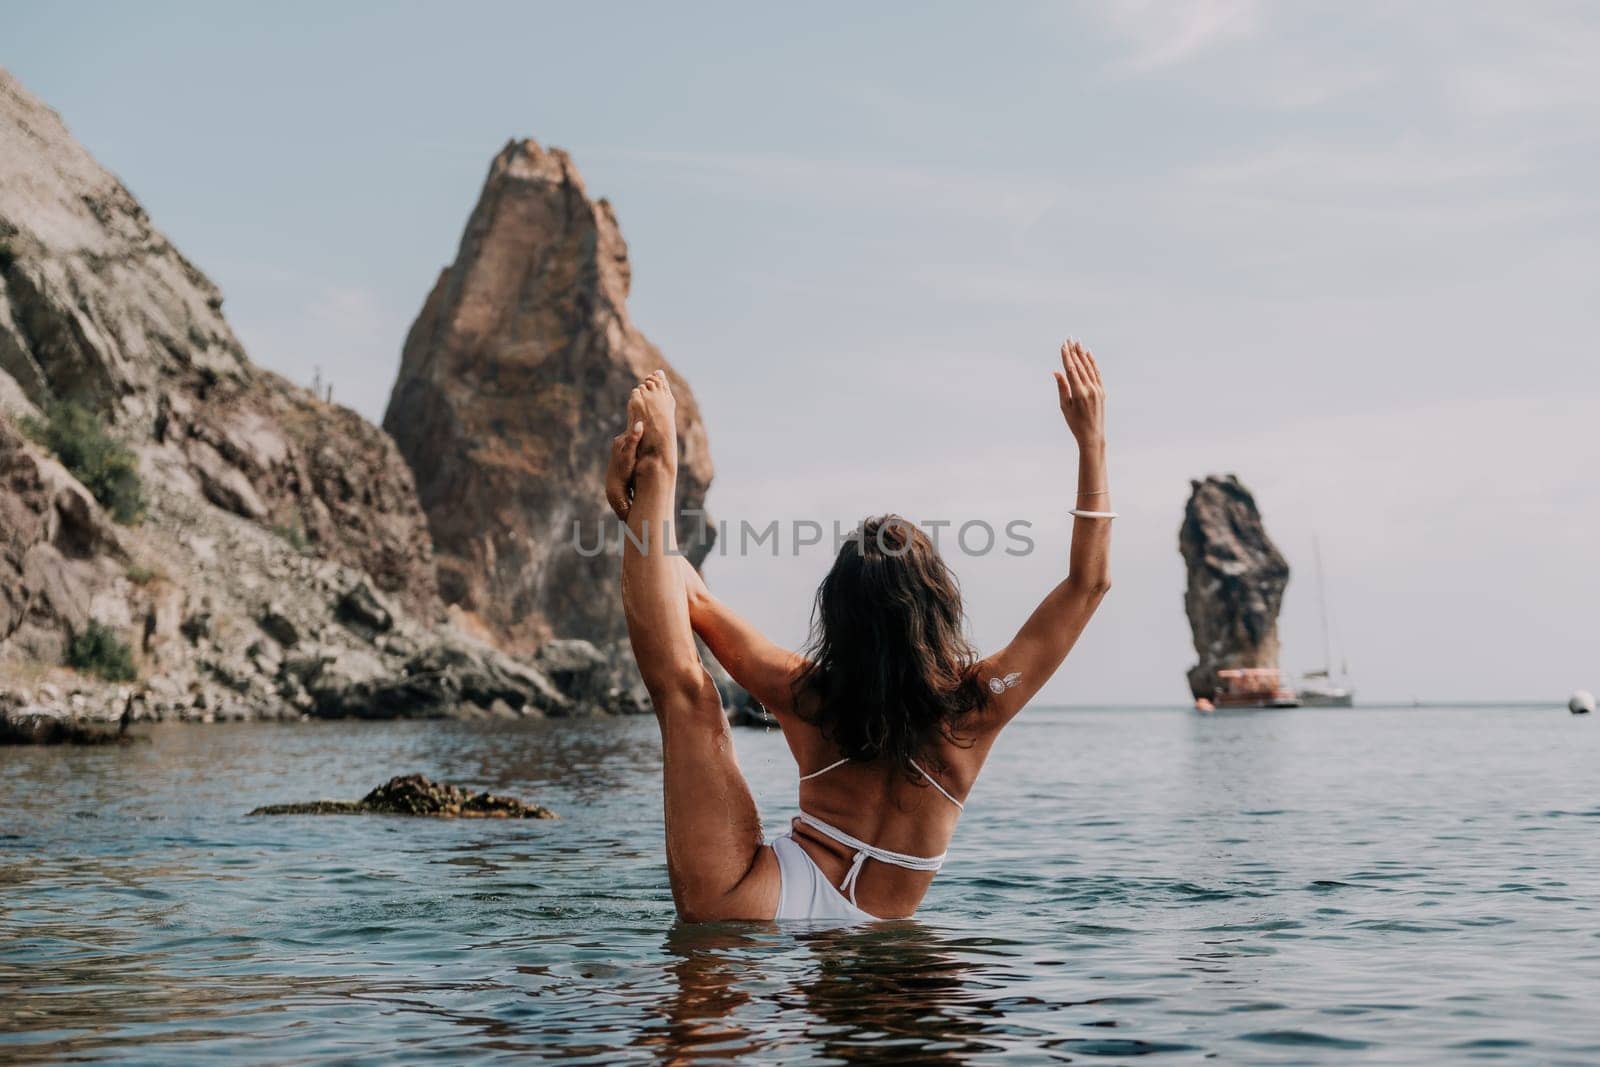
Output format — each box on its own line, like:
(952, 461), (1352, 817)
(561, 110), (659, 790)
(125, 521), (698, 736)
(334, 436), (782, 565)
(972, 340), (1112, 728)
(605, 414), (806, 718)
(682, 561), (808, 718)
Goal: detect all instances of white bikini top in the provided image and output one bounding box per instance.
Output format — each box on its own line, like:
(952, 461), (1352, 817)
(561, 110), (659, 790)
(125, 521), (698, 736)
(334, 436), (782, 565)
(794, 756), (965, 906)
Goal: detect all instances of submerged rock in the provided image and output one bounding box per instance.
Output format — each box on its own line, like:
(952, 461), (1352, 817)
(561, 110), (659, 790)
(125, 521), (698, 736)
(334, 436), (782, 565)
(383, 139), (715, 662)
(248, 773), (556, 819)
(1179, 475), (1290, 700)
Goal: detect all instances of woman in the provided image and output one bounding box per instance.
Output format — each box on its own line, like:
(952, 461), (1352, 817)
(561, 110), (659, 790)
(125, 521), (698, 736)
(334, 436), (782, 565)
(607, 341), (1110, 922)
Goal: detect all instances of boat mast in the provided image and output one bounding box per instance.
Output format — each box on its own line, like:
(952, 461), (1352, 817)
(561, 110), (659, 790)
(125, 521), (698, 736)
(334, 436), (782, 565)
(1314, 535), (1332, 676)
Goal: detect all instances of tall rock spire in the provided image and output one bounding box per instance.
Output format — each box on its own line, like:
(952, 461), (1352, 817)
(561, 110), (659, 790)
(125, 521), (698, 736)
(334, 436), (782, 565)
(384, 139), (714, 654)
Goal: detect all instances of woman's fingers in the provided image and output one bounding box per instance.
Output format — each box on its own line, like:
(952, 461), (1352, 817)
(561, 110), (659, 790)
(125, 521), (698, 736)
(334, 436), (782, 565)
(609, 423), (641, 463)
(606, 420), (646, 518)
(1068, 339), (1102, 395)
(1081, 344), (1103, 388)
(1054, 369), (1072, 402)
(1062, 340), (1089, 399)
(612, 422), (642, 455)
(605, 440), (628, 516)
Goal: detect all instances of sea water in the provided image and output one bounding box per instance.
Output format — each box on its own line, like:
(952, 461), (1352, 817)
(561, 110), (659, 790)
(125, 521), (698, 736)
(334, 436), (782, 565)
(2, 706), (1597, 1064)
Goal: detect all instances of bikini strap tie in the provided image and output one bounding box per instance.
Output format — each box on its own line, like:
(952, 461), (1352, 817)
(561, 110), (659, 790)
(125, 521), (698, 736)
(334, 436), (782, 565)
(839, 849), (870, 905)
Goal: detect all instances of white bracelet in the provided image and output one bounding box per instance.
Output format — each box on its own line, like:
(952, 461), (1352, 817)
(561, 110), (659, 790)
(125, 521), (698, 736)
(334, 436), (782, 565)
(1070, 509), (1119, 519)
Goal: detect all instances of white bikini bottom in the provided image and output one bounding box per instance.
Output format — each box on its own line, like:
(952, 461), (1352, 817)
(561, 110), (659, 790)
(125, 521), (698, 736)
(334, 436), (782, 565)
(770, 834), (877, 924)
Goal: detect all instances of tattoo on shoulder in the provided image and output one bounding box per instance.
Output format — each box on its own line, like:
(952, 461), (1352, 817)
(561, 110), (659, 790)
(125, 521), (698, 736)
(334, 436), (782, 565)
(987, 672), (1022, 695)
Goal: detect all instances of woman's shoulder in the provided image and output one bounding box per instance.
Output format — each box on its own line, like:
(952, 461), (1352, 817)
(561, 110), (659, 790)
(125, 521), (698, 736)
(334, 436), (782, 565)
(780, 700), (835, 769)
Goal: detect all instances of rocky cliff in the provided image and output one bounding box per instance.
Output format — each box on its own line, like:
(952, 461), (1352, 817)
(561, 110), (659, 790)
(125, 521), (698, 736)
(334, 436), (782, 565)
(0, 68), (629, 736)
(0, 69), (437, 617)
(384, 140), (714, 658)
(1179, 474), (1290, 699)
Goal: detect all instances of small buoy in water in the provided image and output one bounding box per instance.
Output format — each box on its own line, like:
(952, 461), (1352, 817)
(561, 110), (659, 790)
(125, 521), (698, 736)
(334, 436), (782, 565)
(1570, 690), (1595, 715)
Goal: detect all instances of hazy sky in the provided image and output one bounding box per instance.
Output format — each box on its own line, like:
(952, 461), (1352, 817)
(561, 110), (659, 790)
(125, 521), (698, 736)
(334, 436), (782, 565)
(8, 2), (1597, 704)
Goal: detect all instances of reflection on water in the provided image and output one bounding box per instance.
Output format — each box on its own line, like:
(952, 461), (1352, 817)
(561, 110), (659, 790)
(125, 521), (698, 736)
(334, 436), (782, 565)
(796, 924), (998, 1064)
(645, 925), (767, 1062)
(643, 922), (1001, 1064)
(637, 918), (1089, 1065)
(4, 708), (1600, 1064)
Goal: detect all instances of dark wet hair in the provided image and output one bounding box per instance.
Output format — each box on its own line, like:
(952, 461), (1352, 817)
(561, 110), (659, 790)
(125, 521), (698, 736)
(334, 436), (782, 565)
(794, 516), (987, 779)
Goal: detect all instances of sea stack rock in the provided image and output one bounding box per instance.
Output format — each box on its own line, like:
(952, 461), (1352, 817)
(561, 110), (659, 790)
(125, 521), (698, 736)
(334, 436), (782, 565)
(1179, 475), (1290, 700)
(384, 140), (714, 656)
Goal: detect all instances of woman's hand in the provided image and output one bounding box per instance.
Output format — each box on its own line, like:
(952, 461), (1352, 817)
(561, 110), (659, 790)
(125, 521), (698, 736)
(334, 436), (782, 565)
(605, 420), (644, 520)
(1053, 339), (1105, 446)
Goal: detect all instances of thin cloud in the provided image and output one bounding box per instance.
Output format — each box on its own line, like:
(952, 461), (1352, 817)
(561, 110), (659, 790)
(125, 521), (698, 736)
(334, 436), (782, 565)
(1097, 0), (1262, 72)
(588, 146), (1062, 230)
(1435, 5), (1600, 120)
(1178, 140), (1536, 192)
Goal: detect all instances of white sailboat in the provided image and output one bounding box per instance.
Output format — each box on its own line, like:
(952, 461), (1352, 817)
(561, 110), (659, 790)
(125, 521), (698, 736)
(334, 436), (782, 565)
(1298, 537), (1355, 707)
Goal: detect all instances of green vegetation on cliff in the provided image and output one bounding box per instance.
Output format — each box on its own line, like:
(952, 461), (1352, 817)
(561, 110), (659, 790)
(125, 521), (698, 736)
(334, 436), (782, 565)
(22, 401), (145, 523)
(67, 620), (137, 682)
